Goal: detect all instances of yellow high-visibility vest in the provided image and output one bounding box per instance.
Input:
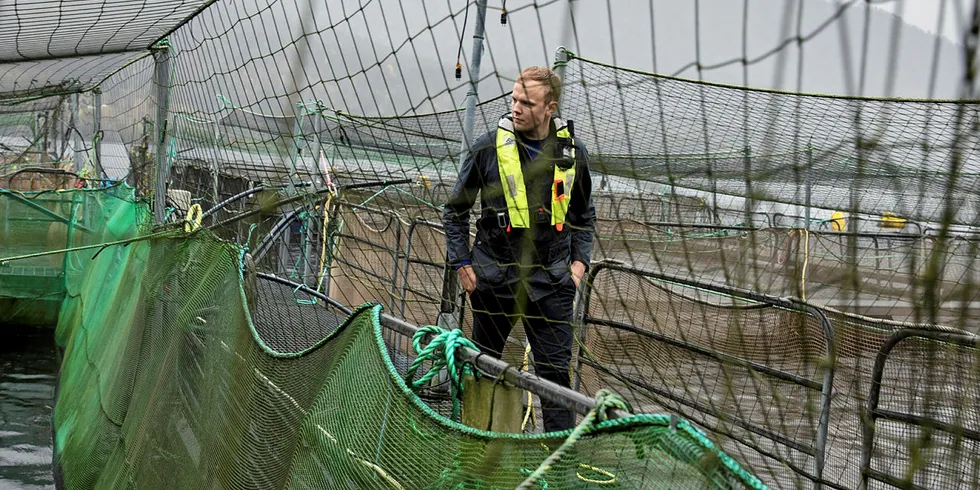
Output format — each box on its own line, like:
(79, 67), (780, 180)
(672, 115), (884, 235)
(495, 116), (576, 231)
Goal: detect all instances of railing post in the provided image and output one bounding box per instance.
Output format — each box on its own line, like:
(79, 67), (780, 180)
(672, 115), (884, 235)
(553, 46), (570, 117)
(70, 92), (84, 172)
(741, 145), (752, 284)
(312, 101), (323, 169)
(322, 198), (336, 295)
(860, 329), (980, 489)
(46, 108), (56, 162)
(805, 146), (813, 229)
(56, 99), (67, 161)
(93, 89), (104, 180)
(439, 0), (487, 331)
(457, 0), (488, 167)
(289, 102), (307, 193)
(152, 41), (172, 224)
(789, 298), (836, 490)
(389, 218), (402, 315)
(572, 262), (606, 392)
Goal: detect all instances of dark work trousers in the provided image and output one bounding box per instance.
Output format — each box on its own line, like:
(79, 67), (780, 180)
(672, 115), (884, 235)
(469, 284), (576, 432)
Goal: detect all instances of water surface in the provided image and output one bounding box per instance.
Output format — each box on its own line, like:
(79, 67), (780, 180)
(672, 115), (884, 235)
(0, 326), (56, 490)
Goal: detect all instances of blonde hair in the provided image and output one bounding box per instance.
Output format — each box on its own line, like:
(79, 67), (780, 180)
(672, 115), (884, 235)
(517, 66), (562, 104)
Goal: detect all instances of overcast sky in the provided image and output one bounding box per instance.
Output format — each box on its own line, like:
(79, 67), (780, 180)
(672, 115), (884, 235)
(871, 0), (973, 44)
(163, 0), (973, 117)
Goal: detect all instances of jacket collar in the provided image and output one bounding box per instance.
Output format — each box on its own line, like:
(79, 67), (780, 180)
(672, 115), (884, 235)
(498, 114), (563, 142)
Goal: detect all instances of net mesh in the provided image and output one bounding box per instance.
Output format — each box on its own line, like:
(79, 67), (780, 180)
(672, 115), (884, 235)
(0, 184), (147, 326)
(3, 1), (980, 489)
(51, 216), (766, 489)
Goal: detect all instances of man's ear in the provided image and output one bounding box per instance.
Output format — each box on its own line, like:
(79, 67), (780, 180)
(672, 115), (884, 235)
(546, 99), (558, 117)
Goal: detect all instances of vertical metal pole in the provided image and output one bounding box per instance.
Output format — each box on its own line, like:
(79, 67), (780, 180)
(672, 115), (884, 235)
(44, 110), (53, 162)
(553, 46), (569, 117)
(743, 145), (752, 225)
(56, 101), (66, 162)
(289, 103), (304, 193)
(303, 218), (314, 286)
(93, 89), (103, 180)
(313, 102), (323, 175)
(278, 223), (291, 276)
(805, 146), (812, 229)
(458, 0), (488, 166)
(36, 112), (48, 161)
(211, 114), (222, 207)
(742, 146), (752, 284)
(322, 199), (334, 295)
(440, 0), (488, 328)
(70, 93), (84, 172)
(153, 43), (172, 224)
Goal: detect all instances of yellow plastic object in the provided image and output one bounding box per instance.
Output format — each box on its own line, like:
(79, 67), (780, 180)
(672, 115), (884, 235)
(879, 211), (907, 229)
(830, 211), (846, 232)
(184, 203), (203, 232)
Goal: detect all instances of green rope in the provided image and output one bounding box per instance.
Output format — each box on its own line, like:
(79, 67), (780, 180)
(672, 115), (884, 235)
(288, 212), (311, 280)
(517, 389), (632, 490)
(404, 325), (479, 420)
(519, 469), (548, 489)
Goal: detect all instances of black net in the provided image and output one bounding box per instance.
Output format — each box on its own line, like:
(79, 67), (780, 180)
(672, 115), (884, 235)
(5, 1), (980, 490)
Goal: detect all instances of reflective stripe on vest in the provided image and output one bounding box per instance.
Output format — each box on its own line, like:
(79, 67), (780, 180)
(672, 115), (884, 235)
(495, 117), (576, 230)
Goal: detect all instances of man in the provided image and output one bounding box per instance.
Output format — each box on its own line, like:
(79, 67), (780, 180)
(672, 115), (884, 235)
(442, 66), (596, 432)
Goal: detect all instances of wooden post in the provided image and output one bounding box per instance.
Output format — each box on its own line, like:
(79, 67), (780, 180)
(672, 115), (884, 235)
(462, 336), (525, 433)
(459, 337), (526, 483)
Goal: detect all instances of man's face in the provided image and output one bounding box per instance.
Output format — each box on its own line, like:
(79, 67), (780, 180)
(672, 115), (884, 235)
(511, 80), (555, 136)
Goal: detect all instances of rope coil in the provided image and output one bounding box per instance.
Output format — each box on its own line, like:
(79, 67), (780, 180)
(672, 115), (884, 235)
(184, 203), (202, 232)
(404, 325), (480, 420)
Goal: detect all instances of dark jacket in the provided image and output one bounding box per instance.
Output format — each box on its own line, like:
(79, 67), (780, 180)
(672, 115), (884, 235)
(442, 117), (596, 301)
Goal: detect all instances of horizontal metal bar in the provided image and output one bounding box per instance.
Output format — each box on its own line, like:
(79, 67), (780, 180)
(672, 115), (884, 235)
(406, 257), (443, 268)
(333, 232), (396, 254)
(578, 357), (816, 455)
(201, 185), (268, 221)
(332, 257), (392, 283)
(872, 408), (980, 441)
(252, 209), (302, 263)
(862, 468), (930, 490)
(209, 179), (412, 230)
(254, 272), (626, 419)
(585, 317), (823, 390)
(380, 313), (631, 420)
(256, 273), (351, 315)
(1, 191), (92, 233)
(399, 286), (440, 303)
(202, 182), (319, 222)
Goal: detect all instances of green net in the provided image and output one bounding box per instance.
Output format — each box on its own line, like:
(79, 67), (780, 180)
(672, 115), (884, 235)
(0, 184), (147, 325)
(5, 2), (980, 489)
(49, 199), (766, 489)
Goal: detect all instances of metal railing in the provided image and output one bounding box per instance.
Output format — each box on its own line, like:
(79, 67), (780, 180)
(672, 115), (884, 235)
(253, 201), (980, 490)
(575, 259), (836, 489)
(860, 329), (980, 490)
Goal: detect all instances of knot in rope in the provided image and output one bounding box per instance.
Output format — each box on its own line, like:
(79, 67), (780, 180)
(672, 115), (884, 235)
(293, 211), (313, 236)
(404, 325), (479, 420)
(593, 389), (631, 423)
(406, 326), (477, 391)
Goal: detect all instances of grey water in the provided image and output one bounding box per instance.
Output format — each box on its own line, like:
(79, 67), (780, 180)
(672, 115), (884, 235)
(0, 326), (56, 490)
